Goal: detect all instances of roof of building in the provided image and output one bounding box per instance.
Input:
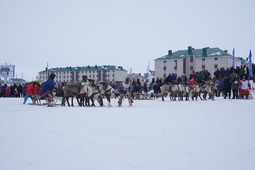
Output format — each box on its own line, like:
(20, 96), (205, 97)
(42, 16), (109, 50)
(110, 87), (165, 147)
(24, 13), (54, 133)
(39, 65), (127, 73)
(8, 78), (26, 83)
(155, 47), (232, 61)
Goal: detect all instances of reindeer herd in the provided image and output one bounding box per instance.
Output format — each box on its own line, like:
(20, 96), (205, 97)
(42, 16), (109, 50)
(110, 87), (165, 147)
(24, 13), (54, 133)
(60, 79), (216, 107)
(160, 80), (215, 101)
(61, 79), (117, 107)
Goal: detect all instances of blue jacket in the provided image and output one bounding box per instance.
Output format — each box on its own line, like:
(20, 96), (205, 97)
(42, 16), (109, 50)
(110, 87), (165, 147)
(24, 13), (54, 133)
(40, 78), (55, 97)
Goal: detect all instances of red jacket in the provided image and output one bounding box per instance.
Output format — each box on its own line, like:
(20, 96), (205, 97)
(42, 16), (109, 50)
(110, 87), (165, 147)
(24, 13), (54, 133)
(188, 80), (198, 86)
(34, 86), (41, 95)
(26, 84), (41, 95)
(26, 84), (34, 95)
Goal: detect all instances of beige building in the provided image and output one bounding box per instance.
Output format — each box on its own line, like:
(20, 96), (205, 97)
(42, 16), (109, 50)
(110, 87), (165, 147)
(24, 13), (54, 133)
(38, 65), (127, 85)
(154, 46), (245, 78)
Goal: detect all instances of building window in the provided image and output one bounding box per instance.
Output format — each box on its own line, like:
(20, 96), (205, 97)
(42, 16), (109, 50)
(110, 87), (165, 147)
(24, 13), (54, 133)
(190, 56), (194, 62)
(214, 64), (218, 69)
(202, 65), (205, 69)
(163, 61), (166, 63)
(190, 66), (193, 70)
(174, 66), (177, 70)
(163, 66), (166, 70)
(163, 74), (166, 78)
(214, 58), (218, 60)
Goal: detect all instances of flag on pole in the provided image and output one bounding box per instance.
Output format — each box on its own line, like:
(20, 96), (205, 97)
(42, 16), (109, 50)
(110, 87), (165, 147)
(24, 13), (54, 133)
(248, 50), (253, 78)
(232, 48), (235, 68)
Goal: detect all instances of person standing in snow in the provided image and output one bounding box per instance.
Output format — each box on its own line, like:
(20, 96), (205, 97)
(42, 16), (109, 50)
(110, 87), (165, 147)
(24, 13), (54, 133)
(118, 77), (133, 107)
(238, 76), (251, 99)
(80, 75), (88, 85)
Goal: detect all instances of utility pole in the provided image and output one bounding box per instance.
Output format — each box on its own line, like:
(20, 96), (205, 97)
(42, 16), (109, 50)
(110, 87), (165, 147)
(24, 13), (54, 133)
(46, 62), (49, 77)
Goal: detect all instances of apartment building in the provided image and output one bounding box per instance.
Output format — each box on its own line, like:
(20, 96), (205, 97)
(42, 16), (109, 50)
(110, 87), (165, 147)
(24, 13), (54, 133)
(38, 65), (127, 85)
(154, 46), (245, 78)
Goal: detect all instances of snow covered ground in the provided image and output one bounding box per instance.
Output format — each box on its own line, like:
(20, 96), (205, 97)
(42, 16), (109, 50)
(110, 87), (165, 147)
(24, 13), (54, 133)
(1, 87), (255, 170)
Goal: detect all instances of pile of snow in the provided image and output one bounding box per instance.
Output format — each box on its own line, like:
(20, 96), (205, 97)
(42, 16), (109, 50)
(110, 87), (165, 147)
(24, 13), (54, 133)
(0, 86), (255, 170)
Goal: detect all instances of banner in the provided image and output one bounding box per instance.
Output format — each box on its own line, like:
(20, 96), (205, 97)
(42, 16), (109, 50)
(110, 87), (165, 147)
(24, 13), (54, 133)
(248, 50), (253, 78)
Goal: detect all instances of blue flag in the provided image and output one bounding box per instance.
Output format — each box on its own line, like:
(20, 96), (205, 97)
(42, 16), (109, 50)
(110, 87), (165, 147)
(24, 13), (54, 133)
(248, 50), (253, 78)
(232, 48), (235, 67)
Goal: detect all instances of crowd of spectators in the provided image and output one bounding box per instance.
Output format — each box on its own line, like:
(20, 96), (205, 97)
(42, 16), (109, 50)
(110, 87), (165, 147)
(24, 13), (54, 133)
(0, 83), (25, 97)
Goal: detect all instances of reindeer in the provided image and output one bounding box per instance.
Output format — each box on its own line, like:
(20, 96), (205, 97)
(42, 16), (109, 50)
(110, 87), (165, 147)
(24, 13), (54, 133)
(170, 84), (179, 101)
(189, 85), (199, 101)
(61, 84), (81, 106)
(96, 82), (117, 107)
(178, 83), (189, 101)
(160, 84), (170, 101)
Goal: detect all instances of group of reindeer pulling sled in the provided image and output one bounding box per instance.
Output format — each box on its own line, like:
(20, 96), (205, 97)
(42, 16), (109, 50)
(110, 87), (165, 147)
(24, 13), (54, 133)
(29, 77), (133, 107)
(29, 76), (252, 107)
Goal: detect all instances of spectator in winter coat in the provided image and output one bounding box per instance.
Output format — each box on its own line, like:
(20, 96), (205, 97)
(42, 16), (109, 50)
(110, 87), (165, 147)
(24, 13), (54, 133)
(230, 73), (239, 99)
(17, 83), (23, 97)
(190, 71), (196, 80)
(215, 78), (224, 97)
(132, 83), (140, 93)
(153, 82), (161, 97)
(223, 76), (232, 99)
(40, 73), (55, 99)
(238, 76), (251, 99)
(214, 69), (220, 79)
(5, 86), (10, 97)
(142, 82), (149, 93)
(171, 73), (177, 82)
(180, 74), (187, 84)
(188, 78), (198, 86)
(219, 68), (226, 77)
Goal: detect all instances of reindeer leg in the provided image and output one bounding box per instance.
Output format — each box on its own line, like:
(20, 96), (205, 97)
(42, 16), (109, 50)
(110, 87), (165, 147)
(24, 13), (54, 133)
(66, 96), (71, 106)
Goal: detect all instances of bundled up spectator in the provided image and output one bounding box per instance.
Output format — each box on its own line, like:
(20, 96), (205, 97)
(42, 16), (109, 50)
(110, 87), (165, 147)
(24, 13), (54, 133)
(0, 84), (3, 97)
(17, 83), (23, 97)
(188, 78), (198, 86)
(164, 73), (172, 84)
(142, 82), (149, 93)
(223, 76), (231, 99)
(215, 78), (224, 97)
(219, 67), (226, 77)
(180, 73), (187, 84)
(214, 69), (220, 79)
(132, 83), (140, 94)
(153, 82), (161, 97)
(190, 71), (196, 80)
(230, 73), (239, 99)
(238, 76), (251, 99)
(5, 85), (10, 97)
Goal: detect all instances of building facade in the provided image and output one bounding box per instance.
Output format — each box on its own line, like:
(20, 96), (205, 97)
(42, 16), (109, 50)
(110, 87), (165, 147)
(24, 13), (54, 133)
(38, 65), (127, 85)
(154, 46), (245, 78)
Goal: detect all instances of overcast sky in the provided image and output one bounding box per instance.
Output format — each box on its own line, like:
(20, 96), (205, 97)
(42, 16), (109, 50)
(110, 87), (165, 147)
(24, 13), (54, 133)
(1, 0), (254, 81)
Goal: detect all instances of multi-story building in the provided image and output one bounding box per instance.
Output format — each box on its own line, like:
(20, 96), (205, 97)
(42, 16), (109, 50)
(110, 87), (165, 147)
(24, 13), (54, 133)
(38, 65), (127, 85)
(154, 46), (246, 78)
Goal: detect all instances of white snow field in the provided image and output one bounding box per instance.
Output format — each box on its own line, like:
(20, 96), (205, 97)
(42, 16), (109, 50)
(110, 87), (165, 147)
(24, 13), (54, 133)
(1, 88), (255, 170)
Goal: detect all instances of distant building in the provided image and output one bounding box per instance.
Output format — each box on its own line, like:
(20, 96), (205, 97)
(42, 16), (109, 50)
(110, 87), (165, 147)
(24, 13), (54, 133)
(8, 78), (26, 84)
(38, 65), (128, 85)
(154, 46), (246, 78)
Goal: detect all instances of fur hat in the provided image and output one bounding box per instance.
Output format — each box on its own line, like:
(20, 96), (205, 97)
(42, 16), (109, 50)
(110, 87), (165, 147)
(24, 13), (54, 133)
(49, 73), (56, 79)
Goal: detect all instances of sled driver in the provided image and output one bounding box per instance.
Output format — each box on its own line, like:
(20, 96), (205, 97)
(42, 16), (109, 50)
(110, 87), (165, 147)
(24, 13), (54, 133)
(40, 73), (56, 99)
